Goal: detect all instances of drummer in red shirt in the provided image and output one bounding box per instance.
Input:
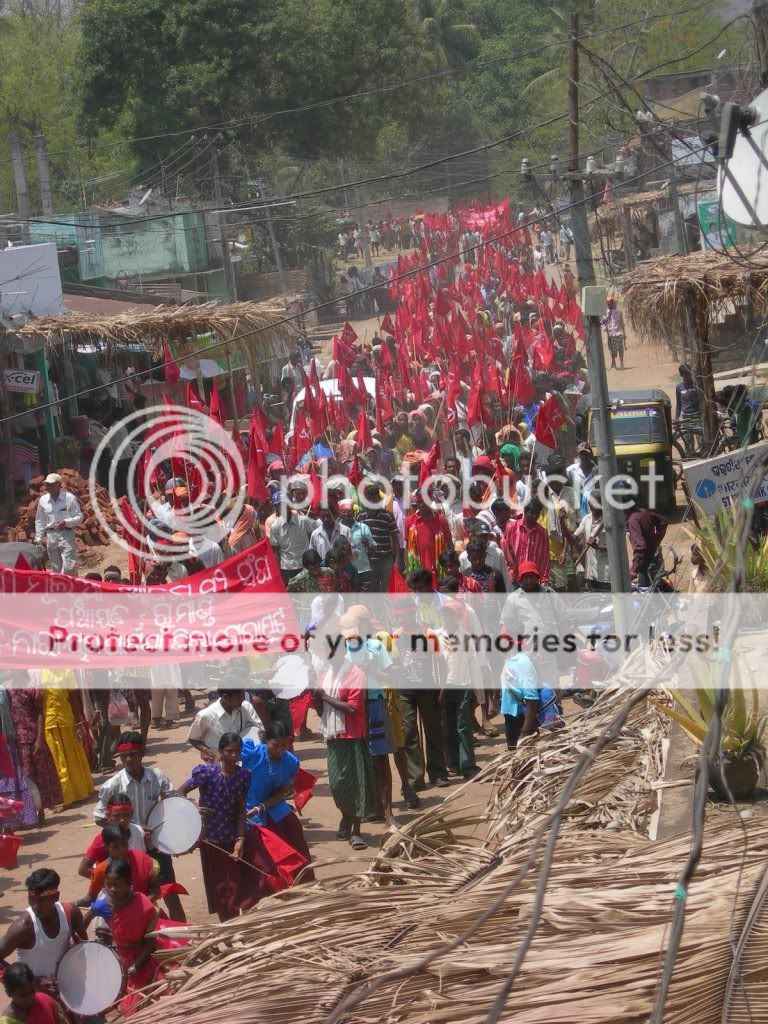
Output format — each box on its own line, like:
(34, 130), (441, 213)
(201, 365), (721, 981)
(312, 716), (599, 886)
(405, 491), (454, 574)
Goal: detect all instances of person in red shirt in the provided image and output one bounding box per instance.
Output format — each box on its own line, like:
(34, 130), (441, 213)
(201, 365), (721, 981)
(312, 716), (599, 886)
(405, 492), (454, 573)
(84, 824), (160, 904)
(77, 794), (145, 883)
(504, 498), (550, 585)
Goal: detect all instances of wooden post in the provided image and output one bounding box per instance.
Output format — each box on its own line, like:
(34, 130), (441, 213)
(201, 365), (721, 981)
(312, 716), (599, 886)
(686, 307), (717, 445)
(621, 205), (636, 271)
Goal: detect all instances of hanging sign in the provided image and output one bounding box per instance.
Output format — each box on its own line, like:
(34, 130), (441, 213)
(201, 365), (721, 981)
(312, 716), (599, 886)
(3, 369), (39, 394)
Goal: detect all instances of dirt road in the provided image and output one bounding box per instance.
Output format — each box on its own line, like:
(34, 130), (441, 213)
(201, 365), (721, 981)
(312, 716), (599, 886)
(0, 705), (505, 931)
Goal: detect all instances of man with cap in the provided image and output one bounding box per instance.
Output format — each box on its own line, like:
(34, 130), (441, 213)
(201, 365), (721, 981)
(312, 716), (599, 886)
(269, 480), (317, 585)
(459, 518), (511, 590)
(567, 443), (597, 515)
(501, 561), (564, 692)
(34, 473), (83, 575)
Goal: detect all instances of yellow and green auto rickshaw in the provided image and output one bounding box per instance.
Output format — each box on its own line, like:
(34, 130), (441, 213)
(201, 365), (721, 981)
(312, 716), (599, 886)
(577, 388), (676, 513)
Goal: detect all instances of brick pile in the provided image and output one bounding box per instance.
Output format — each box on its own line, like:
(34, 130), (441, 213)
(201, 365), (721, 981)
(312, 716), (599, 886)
(1, 469), (120, 564)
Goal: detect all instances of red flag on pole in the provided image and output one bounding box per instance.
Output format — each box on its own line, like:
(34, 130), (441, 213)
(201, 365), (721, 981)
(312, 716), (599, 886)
(208, 385), (223, 426)
(185, 382), (205, 412)
(356, 408), (373, 452)
(163, 343), (179, 384)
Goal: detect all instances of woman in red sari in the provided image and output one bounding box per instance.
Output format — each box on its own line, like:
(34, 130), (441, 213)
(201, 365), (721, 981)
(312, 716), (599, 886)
(0, 963), (66, 1024)
(90, 860), (159, 1014)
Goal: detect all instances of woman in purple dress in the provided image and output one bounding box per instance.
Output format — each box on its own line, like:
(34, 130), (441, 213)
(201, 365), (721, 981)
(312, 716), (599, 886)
(177, 731), (250, 922)
(5, 673), (63, 821)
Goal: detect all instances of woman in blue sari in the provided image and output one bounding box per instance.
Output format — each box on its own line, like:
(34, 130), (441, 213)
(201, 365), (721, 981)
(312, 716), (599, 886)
(240, 720), (314, 904)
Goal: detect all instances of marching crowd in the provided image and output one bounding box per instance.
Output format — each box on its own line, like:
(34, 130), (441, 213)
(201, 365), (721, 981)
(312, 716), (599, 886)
(0, 196), (682, 1021)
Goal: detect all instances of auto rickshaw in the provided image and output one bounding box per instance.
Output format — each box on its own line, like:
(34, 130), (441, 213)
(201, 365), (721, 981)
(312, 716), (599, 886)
(576, 388), (676, 513)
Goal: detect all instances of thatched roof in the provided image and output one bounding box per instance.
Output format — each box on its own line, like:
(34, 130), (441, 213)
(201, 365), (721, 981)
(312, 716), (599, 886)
(589, 182), (701, 241)
(622, 248), (768, 341)
(10, 300), (298, 374)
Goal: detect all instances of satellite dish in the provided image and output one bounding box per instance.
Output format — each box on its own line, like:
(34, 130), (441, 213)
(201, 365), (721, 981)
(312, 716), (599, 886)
(719, 86), (768, 227)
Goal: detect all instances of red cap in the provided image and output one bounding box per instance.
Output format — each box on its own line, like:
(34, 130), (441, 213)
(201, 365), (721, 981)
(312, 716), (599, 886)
(517, 560), (541, 578)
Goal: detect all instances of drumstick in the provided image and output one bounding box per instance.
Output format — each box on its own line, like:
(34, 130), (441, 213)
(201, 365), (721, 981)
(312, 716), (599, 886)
(201, 839), (275, 878)
(573, 521), (603, 569)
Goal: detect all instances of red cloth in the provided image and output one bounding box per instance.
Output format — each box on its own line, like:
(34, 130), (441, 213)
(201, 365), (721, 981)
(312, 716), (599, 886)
(111, 891), (159, 1011)
(504, 518), (550, 585)
(13, 553), (30, 571)
(163, 343), (179, 383)
(388, 565), (410, 593)
(208, 385), (223, 426)
(405, 510), (452, 572)
(241, 813), (314, 907)
(293, 767), (317, 813)
(184, 382), (205, 412)
(534, 394), (567, 449)
(24, 992), (62, 1024)
(289, 691), (313, 735)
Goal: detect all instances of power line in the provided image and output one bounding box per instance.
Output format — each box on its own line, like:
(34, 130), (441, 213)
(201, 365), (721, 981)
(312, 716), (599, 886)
(43, 0), (724, 159)
(0, 139), (716, 427)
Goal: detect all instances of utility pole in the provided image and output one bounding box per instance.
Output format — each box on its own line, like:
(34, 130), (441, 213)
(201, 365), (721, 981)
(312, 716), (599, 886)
(255, 179), (288, 296)
(668, 164), (688, 255)
(8, 130), (30, 243)
(569, 177), (595, 291)
(568, 7), (579, 172)
(213, 148), (238, 303)
(753, 1), (768, 86)
(583, 286), (632, 606)
(33, 132), (54, 217)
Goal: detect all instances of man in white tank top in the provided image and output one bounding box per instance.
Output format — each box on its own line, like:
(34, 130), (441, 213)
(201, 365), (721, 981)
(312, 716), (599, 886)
(0, 869), (86, 992)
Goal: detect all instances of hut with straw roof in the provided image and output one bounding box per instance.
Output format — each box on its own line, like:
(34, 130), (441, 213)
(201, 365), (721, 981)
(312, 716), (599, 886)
(13, 298), (298, 391)
(621, 248), (768, 440)
(5, 299), (298, 440)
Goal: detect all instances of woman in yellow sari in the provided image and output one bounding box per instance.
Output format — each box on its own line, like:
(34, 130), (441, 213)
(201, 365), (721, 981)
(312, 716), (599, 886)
(40, 670), (93, 805)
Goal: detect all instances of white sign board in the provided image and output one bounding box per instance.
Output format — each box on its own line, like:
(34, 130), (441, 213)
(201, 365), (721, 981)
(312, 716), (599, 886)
(0, 243), (64, 320)
(683, 441), (768, 514)
(3, 369), (39, 394)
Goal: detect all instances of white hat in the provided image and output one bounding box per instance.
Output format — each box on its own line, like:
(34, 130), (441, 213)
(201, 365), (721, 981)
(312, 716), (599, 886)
(44, 473), (62, 484)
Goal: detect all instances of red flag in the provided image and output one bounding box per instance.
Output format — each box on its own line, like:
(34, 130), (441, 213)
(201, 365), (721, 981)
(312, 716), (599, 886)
(293, 768), (317, 813)
(246, 431), (269, 502)
(434, 288), (451, 318)
(228, 425), (246, 494)
(341, 321), (358, 346)
(348, 453), (363, 486)
(118, 496), (143, 584)
(288, 410), (311, 469)
(185, 382), (205, 412)
(208, 385), (223, 426)
(388, 564), (410, 593)
(534, 394), (567, 449)
(163, 343), (179, 384)
(418, 440), (441, 488)
(356, 407), (373, 452)
(270, 420), (285, 458)
(511, 358), (536, 406)
(309, 358), (321, 393)
(254, 825), (309, 890)
(13, 553), (30, 571)
(380, 313), (395, 337)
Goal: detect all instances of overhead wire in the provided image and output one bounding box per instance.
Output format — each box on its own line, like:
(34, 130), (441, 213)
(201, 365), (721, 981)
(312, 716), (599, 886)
(0, 138), (716, 427)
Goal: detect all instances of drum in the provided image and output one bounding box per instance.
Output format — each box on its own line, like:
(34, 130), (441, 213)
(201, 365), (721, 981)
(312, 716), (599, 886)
(57, 941), (125, 1017)
(147, 796), (202, 855)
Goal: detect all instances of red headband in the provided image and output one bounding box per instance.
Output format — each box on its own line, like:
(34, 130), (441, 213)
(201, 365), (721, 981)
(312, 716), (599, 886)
(31, 888), (59, 899)
(117, 742), (143, 753)
(108, 803), (132, 813)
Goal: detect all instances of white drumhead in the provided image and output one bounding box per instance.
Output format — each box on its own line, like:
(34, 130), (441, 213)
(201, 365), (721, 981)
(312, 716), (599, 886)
(147, 796), (202, 855)
(269, 653), (310, 699)
(57, 941), (124, 1016)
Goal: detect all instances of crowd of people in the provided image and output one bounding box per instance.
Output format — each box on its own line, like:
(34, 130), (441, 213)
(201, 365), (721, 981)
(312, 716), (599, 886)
(0, 196), (686, 1020)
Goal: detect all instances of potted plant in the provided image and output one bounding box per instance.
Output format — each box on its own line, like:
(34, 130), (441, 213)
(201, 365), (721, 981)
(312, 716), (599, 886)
(651, 661), (767, 800)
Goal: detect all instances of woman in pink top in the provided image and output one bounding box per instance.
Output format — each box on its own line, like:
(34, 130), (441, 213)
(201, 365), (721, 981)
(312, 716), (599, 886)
(317, 624), (375, 850)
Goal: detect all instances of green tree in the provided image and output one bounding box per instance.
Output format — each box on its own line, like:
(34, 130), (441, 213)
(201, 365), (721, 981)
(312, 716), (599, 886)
(416, 0), (481, 69)
(77, 0), (430, 168)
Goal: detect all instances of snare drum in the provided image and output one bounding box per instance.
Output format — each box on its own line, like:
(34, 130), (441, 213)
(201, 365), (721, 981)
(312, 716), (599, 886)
(57, 941), (125, 1017)
(147, 796), (202, 855)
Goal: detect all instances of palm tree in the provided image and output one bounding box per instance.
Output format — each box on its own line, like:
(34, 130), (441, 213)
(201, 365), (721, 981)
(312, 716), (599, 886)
(415, 0), (481, 70)
(521, 0), (599, 97)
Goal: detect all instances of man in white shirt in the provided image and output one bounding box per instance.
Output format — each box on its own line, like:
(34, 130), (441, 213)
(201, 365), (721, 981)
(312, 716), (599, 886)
(34, 473), (83, 575)
(187, 683), (264, 762)
(310, 508), (352, 561)
(459, 518), (512, 589)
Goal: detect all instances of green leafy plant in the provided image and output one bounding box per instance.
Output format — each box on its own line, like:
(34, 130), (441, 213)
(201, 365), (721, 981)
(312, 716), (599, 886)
(650, 655), (767, 759)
